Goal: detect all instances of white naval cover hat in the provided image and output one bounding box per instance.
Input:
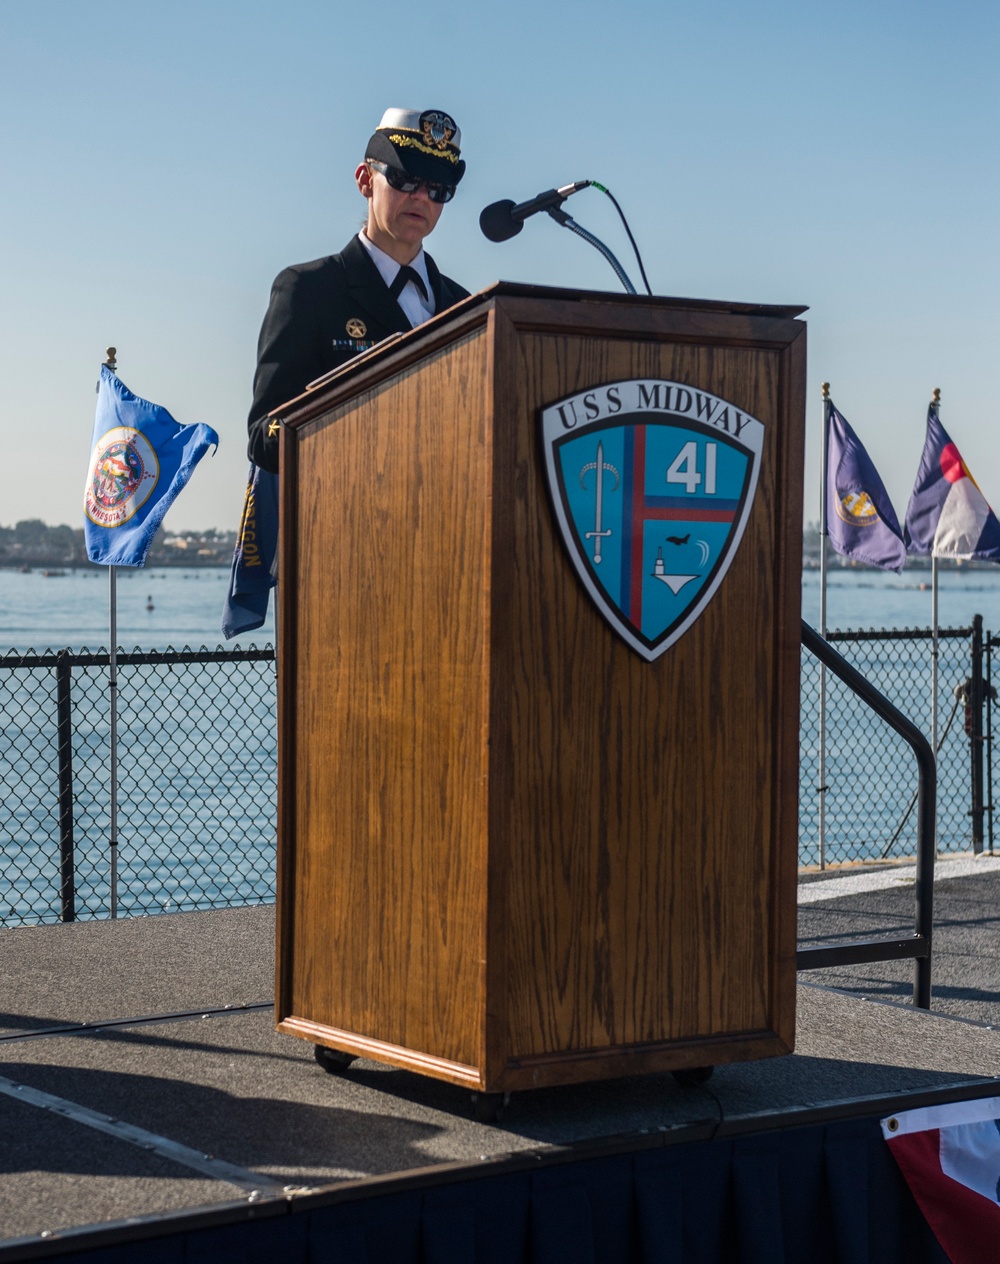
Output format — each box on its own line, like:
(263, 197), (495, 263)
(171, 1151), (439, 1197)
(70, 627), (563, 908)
(365, 107), (465, 185)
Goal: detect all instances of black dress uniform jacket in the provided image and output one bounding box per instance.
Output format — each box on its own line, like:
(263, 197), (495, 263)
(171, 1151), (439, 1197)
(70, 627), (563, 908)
(247, 235), (470, 472)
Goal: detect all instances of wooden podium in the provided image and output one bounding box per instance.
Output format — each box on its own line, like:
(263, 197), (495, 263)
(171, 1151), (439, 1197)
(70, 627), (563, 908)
(274, 283), (806, 1093)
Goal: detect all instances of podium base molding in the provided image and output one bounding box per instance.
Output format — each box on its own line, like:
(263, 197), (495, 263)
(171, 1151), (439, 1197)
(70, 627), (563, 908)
(279, 1015), (792, 1094)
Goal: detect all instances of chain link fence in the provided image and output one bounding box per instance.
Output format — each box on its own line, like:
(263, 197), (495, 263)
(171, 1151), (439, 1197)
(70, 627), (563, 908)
(0, 627), (989, 926)
(0, 645), (276, 926)
(799, 626), (978, 867)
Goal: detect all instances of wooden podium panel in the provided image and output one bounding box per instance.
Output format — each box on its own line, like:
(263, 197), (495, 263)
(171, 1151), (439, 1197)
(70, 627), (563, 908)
(275, 285), (806, 1092)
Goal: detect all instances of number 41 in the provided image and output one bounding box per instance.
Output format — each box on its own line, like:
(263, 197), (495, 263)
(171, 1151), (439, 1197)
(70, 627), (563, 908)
(667, 442), (717, 495)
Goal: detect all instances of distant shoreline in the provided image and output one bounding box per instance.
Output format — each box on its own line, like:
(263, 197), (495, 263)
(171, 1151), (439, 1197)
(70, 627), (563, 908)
(0, 561), (230, 572)
(0, 523), (235, 571)
(4, 558), (996, 576)
(802, 557), (999, 572)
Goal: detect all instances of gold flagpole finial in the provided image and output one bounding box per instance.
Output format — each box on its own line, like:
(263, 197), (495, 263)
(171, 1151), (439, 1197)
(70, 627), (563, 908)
(821, 381), (830, 400)
(104, 347), (117, 371)
(931, 387), (941, 406)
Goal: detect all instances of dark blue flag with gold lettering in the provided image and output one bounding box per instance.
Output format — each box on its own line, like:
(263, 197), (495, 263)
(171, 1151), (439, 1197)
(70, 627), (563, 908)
(826, 403), (906, 573)
(221, 463), (278, 638)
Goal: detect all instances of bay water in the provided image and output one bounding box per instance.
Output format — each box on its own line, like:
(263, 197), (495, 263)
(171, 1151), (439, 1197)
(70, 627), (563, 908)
(0, 566), (273, 654)
(802, 565), (1000, 637)
(2, 564), (999, 654)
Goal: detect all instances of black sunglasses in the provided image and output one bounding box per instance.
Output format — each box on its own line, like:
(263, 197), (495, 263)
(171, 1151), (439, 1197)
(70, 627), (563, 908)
(367, 160), (455, 204)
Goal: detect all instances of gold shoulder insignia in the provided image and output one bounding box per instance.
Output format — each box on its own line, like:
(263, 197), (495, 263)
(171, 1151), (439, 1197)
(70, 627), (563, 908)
(267, 419), (280, 437)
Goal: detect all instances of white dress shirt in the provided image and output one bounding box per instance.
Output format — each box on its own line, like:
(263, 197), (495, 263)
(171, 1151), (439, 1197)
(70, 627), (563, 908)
(358, 232), (435, 328)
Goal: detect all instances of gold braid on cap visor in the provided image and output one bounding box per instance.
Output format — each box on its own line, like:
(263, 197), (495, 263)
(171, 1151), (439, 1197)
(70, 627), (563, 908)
(386, 132), (461, 163)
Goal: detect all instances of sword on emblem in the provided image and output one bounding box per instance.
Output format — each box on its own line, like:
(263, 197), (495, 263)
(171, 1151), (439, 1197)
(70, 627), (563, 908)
(580, 441), (620, 564)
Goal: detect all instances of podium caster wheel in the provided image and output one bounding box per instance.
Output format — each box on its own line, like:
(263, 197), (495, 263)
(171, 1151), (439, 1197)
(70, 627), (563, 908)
(314, 1044), (357, 1075)
(673, 1066), (714, 1087)
(471, 1091), (509, 1123)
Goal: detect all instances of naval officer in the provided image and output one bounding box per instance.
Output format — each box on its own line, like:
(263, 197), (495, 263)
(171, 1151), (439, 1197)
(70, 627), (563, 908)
(247, 107), (470, 473)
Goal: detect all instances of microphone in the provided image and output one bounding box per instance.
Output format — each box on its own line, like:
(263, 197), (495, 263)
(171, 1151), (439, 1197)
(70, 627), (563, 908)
(480, 180), (591, 242)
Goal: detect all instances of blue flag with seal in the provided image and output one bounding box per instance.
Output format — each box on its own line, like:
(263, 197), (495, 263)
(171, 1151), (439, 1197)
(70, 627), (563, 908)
(84, 365), (219, 567)
(221, 463), (279, 639)
(825, 401), (906, 573)
(540, 379), (764, 661)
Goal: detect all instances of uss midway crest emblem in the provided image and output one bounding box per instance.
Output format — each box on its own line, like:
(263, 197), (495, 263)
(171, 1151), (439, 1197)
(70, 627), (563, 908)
(541, 380), (765, 661)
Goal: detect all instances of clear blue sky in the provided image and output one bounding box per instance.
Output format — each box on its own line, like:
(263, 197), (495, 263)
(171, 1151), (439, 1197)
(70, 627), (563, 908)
(1, 0), (997, 533)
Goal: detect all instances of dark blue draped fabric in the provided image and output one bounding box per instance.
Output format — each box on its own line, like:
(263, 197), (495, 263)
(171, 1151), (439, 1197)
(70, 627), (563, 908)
(635, 1143), (735, 1263)
(24, 1118), (951, 1264)
(529, 1157), (639, 1264)
(184, 1214), (309, 1264)
(421, 1174), (532, 1264)
(305, 1191), (423, 1262)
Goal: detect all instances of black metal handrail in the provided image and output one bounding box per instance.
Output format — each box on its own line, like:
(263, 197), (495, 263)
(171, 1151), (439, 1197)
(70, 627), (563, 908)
(798, 620), (937, 1008)
(824, 625), (972, 643)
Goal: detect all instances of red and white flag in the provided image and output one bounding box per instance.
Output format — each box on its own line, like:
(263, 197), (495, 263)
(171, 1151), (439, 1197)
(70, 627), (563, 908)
(883, 1096), (1000, 1263)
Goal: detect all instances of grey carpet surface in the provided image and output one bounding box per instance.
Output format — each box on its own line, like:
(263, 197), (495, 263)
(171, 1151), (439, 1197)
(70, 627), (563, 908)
(0, 905), (274, 1037)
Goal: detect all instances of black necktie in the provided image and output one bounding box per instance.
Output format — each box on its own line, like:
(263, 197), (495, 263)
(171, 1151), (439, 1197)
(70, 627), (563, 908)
(389, 264), (428, 303)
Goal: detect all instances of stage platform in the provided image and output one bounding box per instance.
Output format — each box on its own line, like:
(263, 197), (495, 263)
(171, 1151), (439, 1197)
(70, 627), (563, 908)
(1, 859), (999, 1255)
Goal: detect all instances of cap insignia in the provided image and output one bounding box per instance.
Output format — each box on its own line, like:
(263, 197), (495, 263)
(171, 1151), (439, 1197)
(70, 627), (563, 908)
(419, 110), (456, 150)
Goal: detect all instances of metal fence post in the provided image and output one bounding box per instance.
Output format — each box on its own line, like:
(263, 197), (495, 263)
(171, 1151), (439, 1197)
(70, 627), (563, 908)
(987, 633), (995, 855)
(55, 651), (75, 922)
(970, 614), (985, 855)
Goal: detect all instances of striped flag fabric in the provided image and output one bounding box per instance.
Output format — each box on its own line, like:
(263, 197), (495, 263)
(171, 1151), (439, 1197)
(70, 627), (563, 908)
(883, 1096), (1000, 1264)
(904, 406), (1000, 560)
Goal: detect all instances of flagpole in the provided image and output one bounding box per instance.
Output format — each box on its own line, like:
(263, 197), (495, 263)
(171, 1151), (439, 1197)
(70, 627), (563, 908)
(109, 564), (119, 919)
(104, 346), (120, 919)
(818, 382), (831, 869)
(85, 351), (217, 920)
(930, 387), (941, 853)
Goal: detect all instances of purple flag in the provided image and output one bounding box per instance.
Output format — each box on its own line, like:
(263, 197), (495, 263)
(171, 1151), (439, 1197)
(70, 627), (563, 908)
(826, 403), (906, 572)
(904, 406), (1000, 560)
